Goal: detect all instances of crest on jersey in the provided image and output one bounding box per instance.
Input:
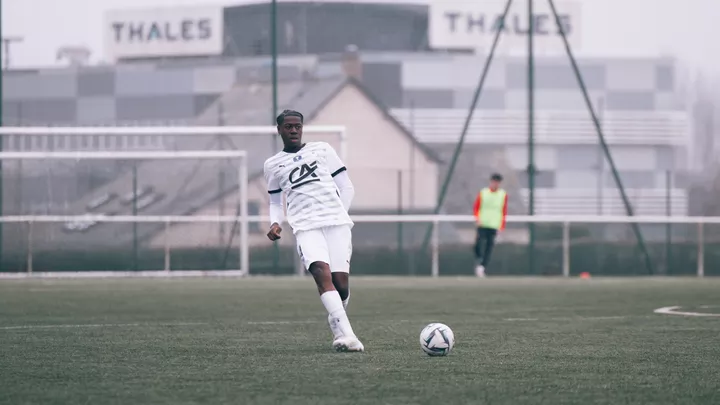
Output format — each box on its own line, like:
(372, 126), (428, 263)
(288, 161), (319, 189)
(293, 155), (303, 162)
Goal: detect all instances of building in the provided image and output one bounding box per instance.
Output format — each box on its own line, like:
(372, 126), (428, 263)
(0, 0), (695, 257)
(2, 72), (440, 253)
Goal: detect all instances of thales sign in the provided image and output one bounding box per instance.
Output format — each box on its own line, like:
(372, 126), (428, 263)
(429, 1), (582, 54)
(104, 6), (223, 60)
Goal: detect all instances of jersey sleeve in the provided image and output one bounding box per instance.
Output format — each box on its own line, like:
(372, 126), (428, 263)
(264, 160), (281, 195)
(333, 170), (355, 211)
(473, 192), (481, 219)
(324, 143), (346, 177)
(264, 160), (285, 225)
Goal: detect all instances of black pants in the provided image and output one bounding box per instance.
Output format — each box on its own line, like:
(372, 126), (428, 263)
(474, 227), (497, 267)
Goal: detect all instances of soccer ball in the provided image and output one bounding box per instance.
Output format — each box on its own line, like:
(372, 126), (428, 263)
(419, 323), (455, 356)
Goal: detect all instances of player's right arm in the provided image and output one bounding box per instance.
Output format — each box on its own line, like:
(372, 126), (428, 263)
(324, 142), (354, 211)
(264, 160), (284, 241)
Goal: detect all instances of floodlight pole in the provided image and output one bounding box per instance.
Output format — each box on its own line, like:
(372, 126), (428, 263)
(271, 0), (279, 138)
(527, 0), (536, 275)
(132, 163), (139, 271)
(0, 11), (5, 270)
(547, 0), (655, 275)
(421, 0), (514, 251)
(270, 0), (281, 273)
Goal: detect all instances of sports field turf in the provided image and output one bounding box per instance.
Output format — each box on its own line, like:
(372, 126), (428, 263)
(1, 277), (719, 405)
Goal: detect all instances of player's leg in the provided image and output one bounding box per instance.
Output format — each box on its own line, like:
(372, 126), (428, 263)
(332, 272), (349, 309)
(330, 272), (350, 339)
(325, 224), (363, 351)
(474, 227), (483, 264)
(481, 229), (498, 270)
(296, 228), (361, 352)
(328, 225), (352, 309)
(474, 228), (486, 277)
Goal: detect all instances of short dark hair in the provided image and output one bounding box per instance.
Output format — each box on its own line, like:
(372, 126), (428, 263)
(276, 110), (304, 125)
(490, 173), (503, 182)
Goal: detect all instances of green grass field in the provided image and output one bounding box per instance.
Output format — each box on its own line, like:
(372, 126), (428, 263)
(1, 277), (719, 405)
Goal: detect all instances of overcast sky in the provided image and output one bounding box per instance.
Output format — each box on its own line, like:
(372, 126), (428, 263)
(2, 0), (719, 75)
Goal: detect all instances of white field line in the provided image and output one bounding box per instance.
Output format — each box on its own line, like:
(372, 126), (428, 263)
(504, 315), (630, 322)
(0, 315), (645, 331)
(251, 316), (634, 324)
(0, 271), (246, 279)
(654, 306), (720, 317)
(0, 322), (207, 331)
(246, 320), (320, 325)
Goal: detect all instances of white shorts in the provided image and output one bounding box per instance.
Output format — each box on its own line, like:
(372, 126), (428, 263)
(295, 224), (352, 273)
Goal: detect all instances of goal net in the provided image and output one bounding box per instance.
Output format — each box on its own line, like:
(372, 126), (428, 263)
(0, 125), (346, 276)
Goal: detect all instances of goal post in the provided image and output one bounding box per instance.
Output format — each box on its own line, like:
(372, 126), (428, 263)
(0, 149), (249, 275)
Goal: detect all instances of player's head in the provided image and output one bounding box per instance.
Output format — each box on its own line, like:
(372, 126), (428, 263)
(489, 173), (503, 190)
(276, 110), (304, 148)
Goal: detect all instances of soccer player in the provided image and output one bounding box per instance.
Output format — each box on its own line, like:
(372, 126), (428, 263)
(472, 173), (508, 277)
(263, 110), (364, 353)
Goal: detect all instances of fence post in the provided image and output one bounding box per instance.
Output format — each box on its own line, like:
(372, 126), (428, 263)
(431, 219), (439, 278)
(26, 221), (33, 274)
(562, 221), (570, 277)
(697, 222), (704, 278)
(164, 219), (171, 272)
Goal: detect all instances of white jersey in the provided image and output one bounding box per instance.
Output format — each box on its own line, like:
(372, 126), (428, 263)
(263, 142), (353, 233)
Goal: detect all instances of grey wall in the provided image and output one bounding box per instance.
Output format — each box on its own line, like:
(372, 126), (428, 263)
(1, 64), (242, 125)
(361, 54), (681, 111)
(503, 144), (684, 189)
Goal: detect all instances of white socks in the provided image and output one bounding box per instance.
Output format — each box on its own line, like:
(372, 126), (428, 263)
(342, 294), (349, 310)
(321, 291), (356, 339)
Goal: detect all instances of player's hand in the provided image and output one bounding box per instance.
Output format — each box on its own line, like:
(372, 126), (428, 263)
(267, 223), (282, 241)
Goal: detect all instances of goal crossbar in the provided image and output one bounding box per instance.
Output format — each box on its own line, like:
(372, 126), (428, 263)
(0, 125), (348, 160)
(0, 126), (345, 135)
(0, 150), (247, 160)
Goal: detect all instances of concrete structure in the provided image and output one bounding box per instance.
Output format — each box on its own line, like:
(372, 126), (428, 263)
(2, 76), (440, 252)
(0, 0), (695, 255)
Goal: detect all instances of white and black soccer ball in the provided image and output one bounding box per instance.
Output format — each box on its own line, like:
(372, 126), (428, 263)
(419, 322), (455, 356)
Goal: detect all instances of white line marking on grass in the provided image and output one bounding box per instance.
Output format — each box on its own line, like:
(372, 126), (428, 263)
(654, 306), (720, 317)
(583, 316), (629, 320)
(246, 320), (320, 325)
(504, 315), (629, 322)
(0, 322), (207, 331)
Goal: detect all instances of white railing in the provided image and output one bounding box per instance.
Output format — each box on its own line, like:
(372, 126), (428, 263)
(0, 214), (714, 278)
(391, 109), (690, 145)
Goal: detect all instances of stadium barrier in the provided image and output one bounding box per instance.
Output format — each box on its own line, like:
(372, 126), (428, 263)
(0, 214), (715, 278)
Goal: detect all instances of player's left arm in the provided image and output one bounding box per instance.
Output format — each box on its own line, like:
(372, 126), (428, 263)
(500, 193), (508, 231)
(325, 143), (355, 211)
